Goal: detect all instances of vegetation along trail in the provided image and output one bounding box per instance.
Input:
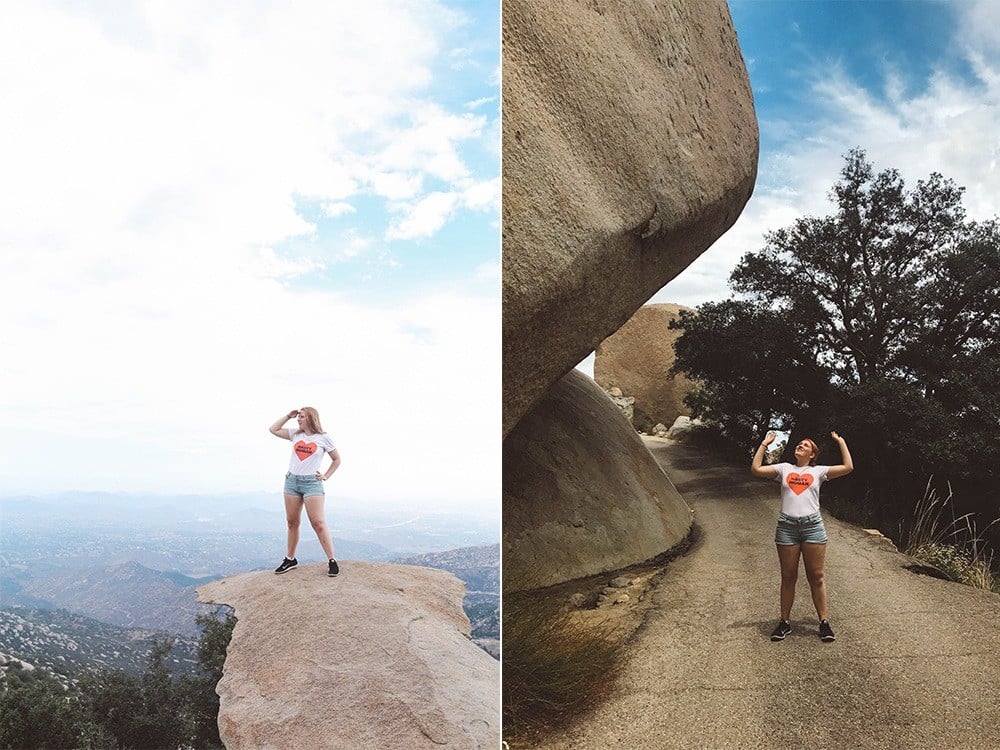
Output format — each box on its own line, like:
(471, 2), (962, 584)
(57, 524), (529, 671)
(534, 438), (1000, 750)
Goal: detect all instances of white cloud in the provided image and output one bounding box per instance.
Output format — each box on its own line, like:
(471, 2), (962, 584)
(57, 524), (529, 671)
(335, 229), (375, 261)
(388, 191), (462, 240)
(372, 104), (486, 183)
(386, 177), (500, 240)
(462, 176), (501, 210)
(253, 247), (326, 279)
(959, 0), (1000, 57)
(368, 171), (425, 201)
(465, 96), (496, 109)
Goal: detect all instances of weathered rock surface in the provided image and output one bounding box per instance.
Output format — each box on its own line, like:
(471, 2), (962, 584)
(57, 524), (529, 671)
(604, 388), (636, 423)
(197, 562), (499, 750)
(595, 303), (696, 431)
(503, 369), (693, 592)
(668, 415), (696, 439)
(502, 0), (758, 437)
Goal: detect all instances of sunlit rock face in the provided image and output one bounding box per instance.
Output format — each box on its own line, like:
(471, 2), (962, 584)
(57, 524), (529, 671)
(198, 562), (500, 750)
(595, 303), (697, 432)
(502, 0), (758, 437)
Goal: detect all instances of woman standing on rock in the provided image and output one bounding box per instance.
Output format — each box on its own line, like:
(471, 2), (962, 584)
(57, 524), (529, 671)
(751, 431), (853, 642)
(269, 407), (342, 577)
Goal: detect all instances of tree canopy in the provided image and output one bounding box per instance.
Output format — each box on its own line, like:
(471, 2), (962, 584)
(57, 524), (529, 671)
(671, 149), (1000, 539)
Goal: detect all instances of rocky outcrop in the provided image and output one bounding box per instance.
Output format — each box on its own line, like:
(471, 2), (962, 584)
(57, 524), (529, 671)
(503, 369), (693, 592)
(604, 386), (636, 423)
(197, 562), (499, 750)
(502, 0), (758, 437)
(595, 303), (696, 431)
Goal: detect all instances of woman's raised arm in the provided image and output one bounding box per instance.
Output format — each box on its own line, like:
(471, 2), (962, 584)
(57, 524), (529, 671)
(826, 431), (854, 479)
(751, 432), (779, 478)
(269, 410), (298, 439)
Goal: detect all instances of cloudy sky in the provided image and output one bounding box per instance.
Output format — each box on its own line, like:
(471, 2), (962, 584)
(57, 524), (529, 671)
(655, 0), (1000, 307)
(0, 1), (499, 513)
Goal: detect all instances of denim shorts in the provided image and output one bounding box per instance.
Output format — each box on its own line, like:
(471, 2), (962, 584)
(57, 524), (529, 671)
(775, 511), (828, 545)
(283, 472), (324, 498)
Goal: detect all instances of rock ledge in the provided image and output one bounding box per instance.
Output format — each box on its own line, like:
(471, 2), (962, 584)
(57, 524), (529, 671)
(197, 561), (499, 750)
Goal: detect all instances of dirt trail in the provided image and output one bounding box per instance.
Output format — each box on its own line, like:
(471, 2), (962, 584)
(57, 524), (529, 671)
(533, 438), (1000, 750)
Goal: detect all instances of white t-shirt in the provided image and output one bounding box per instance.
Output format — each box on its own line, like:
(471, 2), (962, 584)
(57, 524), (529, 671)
(287, 430), (336, 476)
(771, 463), (830, 517)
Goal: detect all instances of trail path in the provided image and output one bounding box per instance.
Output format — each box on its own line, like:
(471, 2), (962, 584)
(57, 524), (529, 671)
(535, 438), (1000, 750)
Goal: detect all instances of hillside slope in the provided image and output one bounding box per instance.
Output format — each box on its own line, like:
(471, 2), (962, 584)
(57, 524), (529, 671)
(533, 439), (1000, 750)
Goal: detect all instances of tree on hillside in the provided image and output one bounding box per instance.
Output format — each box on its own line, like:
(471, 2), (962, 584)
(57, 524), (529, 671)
(186, 610), (237, 749)
(0, 611), (235, 750)
(81, 638), (194, 750)
(671, 149), (1000, 533)
(0, 664), (108, 750)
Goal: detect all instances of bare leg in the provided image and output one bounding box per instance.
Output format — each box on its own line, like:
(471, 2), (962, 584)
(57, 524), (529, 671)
(802, 542), (828, 620)
(776, 544), (801, 620)
(284, 494), (303, 559)
(304, 495), (335, 560)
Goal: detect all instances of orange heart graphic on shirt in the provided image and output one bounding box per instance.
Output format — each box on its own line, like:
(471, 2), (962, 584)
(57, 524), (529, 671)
(294, 441), (317, 461)
(787, 473), (814, 495)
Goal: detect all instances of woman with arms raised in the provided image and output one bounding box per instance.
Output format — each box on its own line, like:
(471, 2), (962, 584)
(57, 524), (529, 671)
(752, 431), (853, 642)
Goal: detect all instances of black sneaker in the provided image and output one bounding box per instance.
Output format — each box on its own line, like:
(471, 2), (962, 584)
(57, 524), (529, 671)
(328, 559), (340, 577)
(274, 557), (297, 574)
(819, 619), (836, 642)
(770, 619), (792, 641)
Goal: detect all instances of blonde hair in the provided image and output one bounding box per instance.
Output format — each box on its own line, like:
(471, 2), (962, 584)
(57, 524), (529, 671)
(299, 406), (325, 434)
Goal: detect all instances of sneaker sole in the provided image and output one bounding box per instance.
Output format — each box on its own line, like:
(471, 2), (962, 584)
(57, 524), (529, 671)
(821, 634), (835, 642)
(275, 567), (297, 575)
(770, 628), (792, 641)
(328, 571), (339, 577)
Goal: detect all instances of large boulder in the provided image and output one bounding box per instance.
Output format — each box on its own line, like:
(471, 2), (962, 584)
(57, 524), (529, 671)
(197, 562), (499, 750)
(595, 303), (696, 431)
(502, 0), (758, 437)
(503, 369), (692, 592)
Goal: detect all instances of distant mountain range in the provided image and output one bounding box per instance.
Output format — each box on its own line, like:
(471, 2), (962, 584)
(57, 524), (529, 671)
(4, 560), (217, 636)
(393, 543), (500, 594)
(393, 544), (500, 651)
(0, 543), (501, 677)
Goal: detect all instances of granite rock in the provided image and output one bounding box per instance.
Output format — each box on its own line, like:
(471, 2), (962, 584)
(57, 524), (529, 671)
(197, 561), (499, 750)
(502, 0), (757, 436)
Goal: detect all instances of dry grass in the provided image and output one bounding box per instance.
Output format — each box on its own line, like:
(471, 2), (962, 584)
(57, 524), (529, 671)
(502, 593), (624, 746)
(905, 479), (999, 593)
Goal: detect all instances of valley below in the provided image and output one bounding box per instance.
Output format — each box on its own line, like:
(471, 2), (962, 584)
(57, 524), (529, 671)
(0, 492), (500, 684)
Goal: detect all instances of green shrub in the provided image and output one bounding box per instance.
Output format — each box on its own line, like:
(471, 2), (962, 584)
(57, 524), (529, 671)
(905, 480), (999, 592)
